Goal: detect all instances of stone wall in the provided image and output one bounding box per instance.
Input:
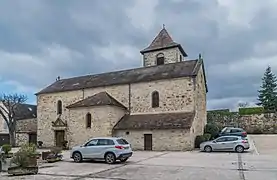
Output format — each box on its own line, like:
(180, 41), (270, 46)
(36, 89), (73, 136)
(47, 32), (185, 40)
(16, 118), (37, 133)
(207, 110), (277, 134)
(16, 133), (28, 146)
(67, 106), (126, 148)
(131, 77), (195, 114)
(114, 129), (193, 151)
(142, 47), (183, 67)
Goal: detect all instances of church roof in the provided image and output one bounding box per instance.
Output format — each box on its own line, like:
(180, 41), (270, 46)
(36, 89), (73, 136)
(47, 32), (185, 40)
(113, 112), (195, 130)
(66, 92), (127, 109)
(140, 27), (187, 56)
(36, 59), (202, 95)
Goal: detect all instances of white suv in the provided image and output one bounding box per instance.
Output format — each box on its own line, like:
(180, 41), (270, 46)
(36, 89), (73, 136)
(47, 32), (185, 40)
(70, 137), (133, 164)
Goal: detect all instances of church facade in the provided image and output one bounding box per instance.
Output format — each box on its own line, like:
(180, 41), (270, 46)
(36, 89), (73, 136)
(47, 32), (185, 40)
(36, 27), (208, 151)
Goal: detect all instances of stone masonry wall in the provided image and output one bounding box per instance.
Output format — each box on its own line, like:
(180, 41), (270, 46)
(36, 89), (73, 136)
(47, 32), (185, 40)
(68, 106), (126, 148)
(16, 133), (28, 146)
(193, 64), (207, 135)
(16, 118), (37, 133)
(131, 77), (195, 114)
(114, 129), (193, 151)
(143, 47), (183, 67)
(208, 111), (277, 134)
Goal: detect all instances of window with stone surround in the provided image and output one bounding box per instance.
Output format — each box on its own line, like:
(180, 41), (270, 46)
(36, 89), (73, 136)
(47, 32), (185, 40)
(57, 100), (62, 114)
(156, 53), (164, 65)
(86, 113), (92, 128)
(151, 91), (159, 108)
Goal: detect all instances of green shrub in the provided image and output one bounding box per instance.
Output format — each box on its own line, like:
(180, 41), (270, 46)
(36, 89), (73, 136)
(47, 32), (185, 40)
(11, 143), (37, 167)
(194, 135), (206, 148)
(204, 123), (220, 139)
(203, 133), (211, 141)
(2, 144), (11, 154)
(239, 107), (264, 115)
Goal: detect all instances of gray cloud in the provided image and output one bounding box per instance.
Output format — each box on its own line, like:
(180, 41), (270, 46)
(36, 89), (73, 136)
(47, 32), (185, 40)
(0, 0), (277, 109)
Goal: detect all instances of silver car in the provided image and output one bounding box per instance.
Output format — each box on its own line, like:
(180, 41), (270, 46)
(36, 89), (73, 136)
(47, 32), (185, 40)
(70, 137), (133, 164)
(200, 136), (250, 153)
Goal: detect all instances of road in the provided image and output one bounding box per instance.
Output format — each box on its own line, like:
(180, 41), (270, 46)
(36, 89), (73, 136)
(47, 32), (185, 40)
(1, 135), (277, 180)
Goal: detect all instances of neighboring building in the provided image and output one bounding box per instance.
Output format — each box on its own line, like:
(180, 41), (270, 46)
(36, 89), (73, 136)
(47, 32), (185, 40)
(36, 27), (208, 151)
(0, 102), (37, 146)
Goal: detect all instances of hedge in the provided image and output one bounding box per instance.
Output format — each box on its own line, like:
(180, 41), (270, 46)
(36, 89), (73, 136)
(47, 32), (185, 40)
(239, 107), (264, 115)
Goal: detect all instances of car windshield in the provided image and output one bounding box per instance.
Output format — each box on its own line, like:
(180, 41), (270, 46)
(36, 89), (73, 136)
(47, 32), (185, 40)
(116, 138), (129, 145)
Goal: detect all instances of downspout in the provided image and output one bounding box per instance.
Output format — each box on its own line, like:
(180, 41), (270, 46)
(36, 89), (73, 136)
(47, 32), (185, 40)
(128, 83), (131, 114)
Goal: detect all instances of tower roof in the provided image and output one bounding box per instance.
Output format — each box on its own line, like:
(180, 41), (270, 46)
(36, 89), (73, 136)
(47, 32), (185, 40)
(140, 27), (187, 56)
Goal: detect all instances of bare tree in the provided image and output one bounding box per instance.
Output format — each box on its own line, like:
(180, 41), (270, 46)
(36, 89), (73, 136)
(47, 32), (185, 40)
(0, 93), (27, 147)
(238, 102), (249, 108)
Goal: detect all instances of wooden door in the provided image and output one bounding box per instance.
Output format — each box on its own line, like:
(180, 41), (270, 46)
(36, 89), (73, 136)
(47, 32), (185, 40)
(29, 133), (37, 144)
(55, 130), (65, 147)
(144, 134), (152, 151)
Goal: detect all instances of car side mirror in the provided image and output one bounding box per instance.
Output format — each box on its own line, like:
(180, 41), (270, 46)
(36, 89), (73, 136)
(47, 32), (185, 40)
(212, 141), (216, 143)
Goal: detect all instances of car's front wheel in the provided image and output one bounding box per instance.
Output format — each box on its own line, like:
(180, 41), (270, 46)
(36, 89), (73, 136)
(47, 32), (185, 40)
(73, 152), (83, 163)
(105, 152), (116, 164)
(204, 145), (212, 152)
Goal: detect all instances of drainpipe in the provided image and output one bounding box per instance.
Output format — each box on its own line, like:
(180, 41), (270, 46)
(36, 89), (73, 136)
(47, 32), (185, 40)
(128, 83), (131, 114)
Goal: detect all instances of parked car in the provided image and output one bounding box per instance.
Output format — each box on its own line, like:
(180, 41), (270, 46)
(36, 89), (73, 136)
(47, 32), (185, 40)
(217, 127), (247, 138)
(200, 135), (250, 153)
(70, 137), (133, 164)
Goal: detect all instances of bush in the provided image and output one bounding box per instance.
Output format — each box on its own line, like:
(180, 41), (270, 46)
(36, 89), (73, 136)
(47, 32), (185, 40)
(194, 135), (206, 148)
(204, 123), (220, 139)
(203, 133), (211, 141)
(11, 143), (37, 167)
(239, 107), (264, 115)
(2, 144), (12, 154)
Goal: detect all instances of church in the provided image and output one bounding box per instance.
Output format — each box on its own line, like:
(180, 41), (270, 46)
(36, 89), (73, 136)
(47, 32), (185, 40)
(36, 27), (208, 151)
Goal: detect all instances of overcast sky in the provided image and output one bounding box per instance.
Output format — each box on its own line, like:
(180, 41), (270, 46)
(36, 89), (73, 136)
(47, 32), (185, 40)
(0, 0), (277, 110)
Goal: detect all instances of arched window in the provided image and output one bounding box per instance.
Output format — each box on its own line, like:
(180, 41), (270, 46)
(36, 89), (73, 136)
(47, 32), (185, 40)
(57, 100), (62, 114)
(156, 53), (165, 65)
(86, 113), (92, 128)
(151, 91), (159, 108)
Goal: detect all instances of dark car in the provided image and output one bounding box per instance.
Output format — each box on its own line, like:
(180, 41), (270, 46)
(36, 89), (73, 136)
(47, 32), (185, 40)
(217, 127), (247, 138)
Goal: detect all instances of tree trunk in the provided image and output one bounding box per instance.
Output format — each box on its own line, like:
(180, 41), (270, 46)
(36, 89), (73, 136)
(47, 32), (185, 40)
(9, 128), (16, 147)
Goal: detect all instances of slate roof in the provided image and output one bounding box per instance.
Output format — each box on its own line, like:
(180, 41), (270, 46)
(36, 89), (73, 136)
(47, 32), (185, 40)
(113, 112), (195, 130)
(140, 27), (187, 56)
(36, 59), (202, 95)
(2, 103), (37, 120)
(67, 92), (127, 109)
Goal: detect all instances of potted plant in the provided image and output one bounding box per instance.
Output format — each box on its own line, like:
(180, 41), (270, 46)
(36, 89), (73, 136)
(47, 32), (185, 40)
(2, 144), (12, 158)
(0, 144), (12, 172)
(62, 140), (68, 150)
(8, 143), (38, 175)
(37, 141), (43, 148)
(46, 147), (63, 163)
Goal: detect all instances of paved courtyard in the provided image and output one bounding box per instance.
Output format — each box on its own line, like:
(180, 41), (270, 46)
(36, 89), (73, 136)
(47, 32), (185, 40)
(1, 135), (277, 180)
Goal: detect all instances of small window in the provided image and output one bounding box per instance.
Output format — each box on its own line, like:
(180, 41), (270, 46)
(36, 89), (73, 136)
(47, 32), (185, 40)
(151, 91), (159, 108)
(85, 139), (98, 146)
(156, 53), (164, 65)
(116, 139), (129, 145)
(57, 100), (62, 114)
(97, 139), (115, 146)
(180, 55), (182, 61)
(86, 113), (92, 128)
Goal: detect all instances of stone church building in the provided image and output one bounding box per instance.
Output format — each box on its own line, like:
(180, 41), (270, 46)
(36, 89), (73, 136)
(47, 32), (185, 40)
(36, 27), (208, 151)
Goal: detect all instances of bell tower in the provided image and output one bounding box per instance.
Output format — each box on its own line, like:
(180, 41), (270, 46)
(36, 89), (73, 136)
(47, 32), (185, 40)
(140, 26), (187, 67)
